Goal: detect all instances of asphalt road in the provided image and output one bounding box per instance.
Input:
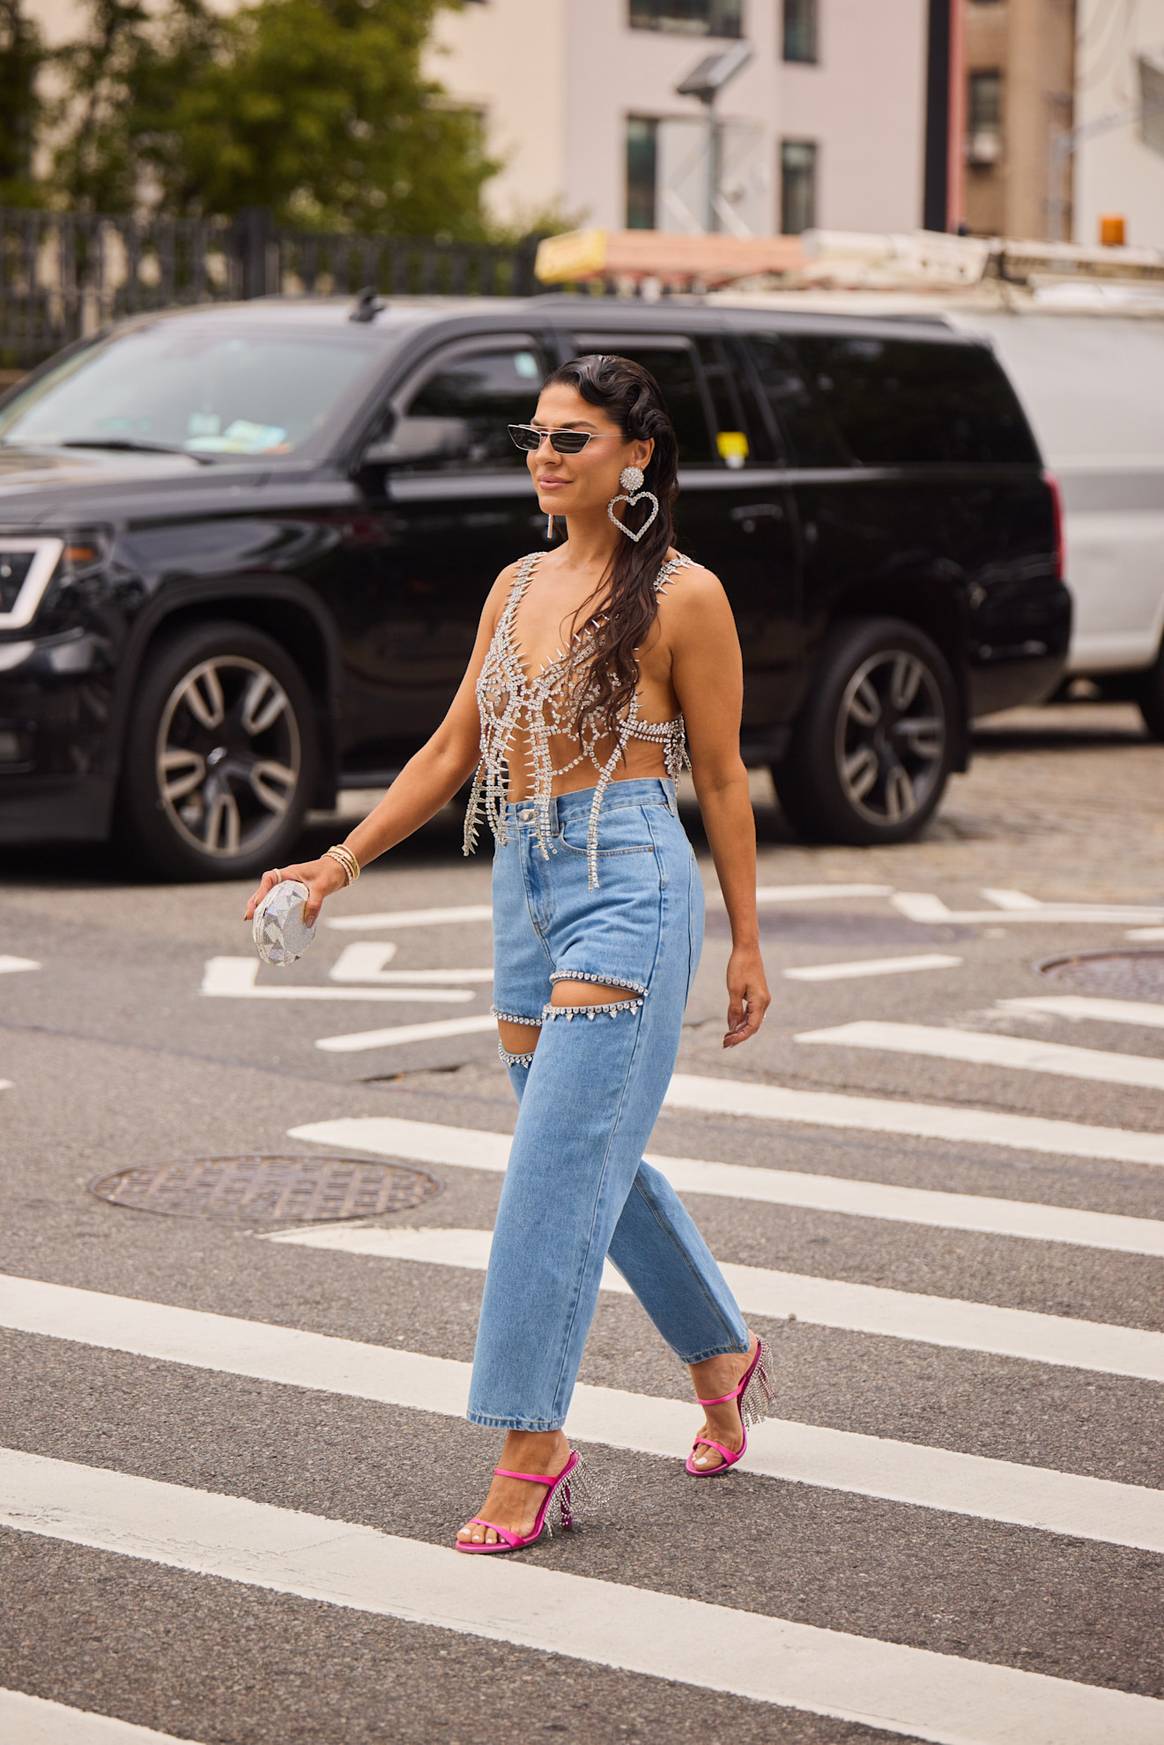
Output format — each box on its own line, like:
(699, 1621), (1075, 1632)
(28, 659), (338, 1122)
(1, 700), (1162, 1745)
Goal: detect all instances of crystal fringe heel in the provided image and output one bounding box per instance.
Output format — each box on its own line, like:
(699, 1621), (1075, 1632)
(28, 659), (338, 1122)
(455, 1448), (605, 1553)
(685, 1333), (776, 1478)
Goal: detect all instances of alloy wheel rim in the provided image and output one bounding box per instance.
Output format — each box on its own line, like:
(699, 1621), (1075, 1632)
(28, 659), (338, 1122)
(834, 648), (946, 826)
(155, 655), (301, 857)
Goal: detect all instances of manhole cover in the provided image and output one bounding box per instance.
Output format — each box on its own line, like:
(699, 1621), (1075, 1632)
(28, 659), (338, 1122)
(88, 1155), (442, 1224)
(1038, 949), (1164, 1001)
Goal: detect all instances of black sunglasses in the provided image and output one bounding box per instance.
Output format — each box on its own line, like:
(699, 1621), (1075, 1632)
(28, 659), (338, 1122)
(507, 423), (610, 456)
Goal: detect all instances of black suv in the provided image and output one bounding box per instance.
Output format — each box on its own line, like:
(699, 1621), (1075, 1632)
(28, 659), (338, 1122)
(0, 293), (1070, 878)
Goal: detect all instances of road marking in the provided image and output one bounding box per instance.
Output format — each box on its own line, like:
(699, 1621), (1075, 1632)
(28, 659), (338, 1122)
(315, 1015), (500, 1052)
(1001, 995), (1164, 1030)
(4, 1450), (1160, 1745)
(329, 942), (493, 985)
(0, 955), (39, 974)
(0, 1689), (204, 1744)
(200, 958), (474, 1004)
(1, 1274), (1158, 1552)
(292, 1112), (1164, 1255)
(892, 893), (1164, 926)
(287, 1113), (1164, 1257)
(264, 1224), (1164, 1382)
(796, 1020), (1164, 1093)
(662, 1073), (1164, 1166)
(785, 954), (963, 981)
(1127, 927), (1164, 940)
(752, 883), (892, 902)
(980, 889), (1044, 909)
(326, 903), (493, 931)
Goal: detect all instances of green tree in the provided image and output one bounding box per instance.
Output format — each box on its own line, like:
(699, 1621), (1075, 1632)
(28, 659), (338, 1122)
(51, 0), (508, 237)
(0, 0), (46, 205)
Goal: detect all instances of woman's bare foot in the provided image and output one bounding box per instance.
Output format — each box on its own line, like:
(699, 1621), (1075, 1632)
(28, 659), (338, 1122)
(457, 1429), (571, 1546)
(687, 1331), (759, 1471)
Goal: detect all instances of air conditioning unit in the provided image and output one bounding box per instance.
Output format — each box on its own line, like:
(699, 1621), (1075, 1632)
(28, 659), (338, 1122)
(967, 130), (1002, 167)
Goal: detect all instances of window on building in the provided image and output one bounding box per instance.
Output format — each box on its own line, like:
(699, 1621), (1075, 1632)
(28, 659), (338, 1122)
(966, 70), (1003, 168)
(782, 0), (818, 63)
(779, 139), (817, 233)
(626, 116), (659, 229)
(628, 0), (743, 37)
(785, 334), (1034, 466)
(395, 342), (548, 471)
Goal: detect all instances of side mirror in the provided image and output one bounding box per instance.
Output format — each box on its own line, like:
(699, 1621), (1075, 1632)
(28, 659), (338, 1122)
(359, 415), (472, 469)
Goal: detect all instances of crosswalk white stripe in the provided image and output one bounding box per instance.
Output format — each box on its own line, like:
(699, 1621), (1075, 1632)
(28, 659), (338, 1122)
(785, 953), (963, 981)
(1, 1273), (1158, 1552)
(200, 958), (473, 1003)
(264, 1225), (1164, 1382)
(892, 893), (1164, 925)
(0, 955), (39, 973)
(326, 902), (493, 930)
(287, 1113), (1164, 1256)
(797, 1020), (1164, 1092)
(1001, 995), (1164, 1030)
(315, 1015), (501, 1052)
(4, 1450), (1160, 1745)
(664, 1071), (1164, 1164)
(0, 1689), (203, 1744)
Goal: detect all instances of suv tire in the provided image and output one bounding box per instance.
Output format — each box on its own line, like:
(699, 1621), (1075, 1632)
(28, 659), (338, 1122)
(771, 616), (957, 845)
(113, 620), (319, 880)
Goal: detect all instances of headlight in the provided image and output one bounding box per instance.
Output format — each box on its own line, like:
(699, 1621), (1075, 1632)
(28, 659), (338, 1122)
(0, 528), (111, 629)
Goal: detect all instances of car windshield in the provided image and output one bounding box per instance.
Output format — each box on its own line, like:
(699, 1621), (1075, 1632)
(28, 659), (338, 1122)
(0, 321), (381, 458)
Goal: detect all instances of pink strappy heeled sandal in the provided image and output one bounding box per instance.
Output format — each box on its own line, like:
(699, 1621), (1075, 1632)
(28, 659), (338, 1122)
(455, 1448), (593, 1553)
(686, 1334), (776, 1477)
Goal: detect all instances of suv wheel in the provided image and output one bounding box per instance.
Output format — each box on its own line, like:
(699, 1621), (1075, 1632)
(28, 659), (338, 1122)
(771, 616), (956, 845)
(114, 620), (320, 880)
(1134, 640), (1164, 741)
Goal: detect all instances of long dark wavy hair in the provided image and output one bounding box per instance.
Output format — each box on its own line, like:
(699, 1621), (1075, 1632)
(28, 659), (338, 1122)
(541, 353), (680, 754)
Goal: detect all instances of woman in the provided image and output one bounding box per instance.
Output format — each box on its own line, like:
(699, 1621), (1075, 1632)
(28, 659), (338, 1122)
(243, 353), (774, 1553)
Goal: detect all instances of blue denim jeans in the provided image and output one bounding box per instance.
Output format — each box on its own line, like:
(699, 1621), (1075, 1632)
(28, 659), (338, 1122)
(466, 775), (751, 1432)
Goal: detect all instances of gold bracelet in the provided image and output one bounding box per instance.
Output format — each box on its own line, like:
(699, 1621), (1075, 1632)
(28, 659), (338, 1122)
(324, 844), (360, 884)
(331, 844), (360, 880)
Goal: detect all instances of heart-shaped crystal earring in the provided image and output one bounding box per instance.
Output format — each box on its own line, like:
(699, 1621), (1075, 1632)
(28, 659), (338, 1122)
(607, 464), (659, 543)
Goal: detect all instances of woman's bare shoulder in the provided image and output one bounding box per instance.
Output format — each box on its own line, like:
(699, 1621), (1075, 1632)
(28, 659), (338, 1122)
(663, 555), (728, 607)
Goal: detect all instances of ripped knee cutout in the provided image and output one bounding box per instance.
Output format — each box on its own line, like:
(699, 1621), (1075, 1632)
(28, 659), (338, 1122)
(543, 990), (646, 1022)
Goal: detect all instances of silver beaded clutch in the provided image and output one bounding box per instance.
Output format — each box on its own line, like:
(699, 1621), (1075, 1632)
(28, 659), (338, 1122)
(252, 877), (318, 966)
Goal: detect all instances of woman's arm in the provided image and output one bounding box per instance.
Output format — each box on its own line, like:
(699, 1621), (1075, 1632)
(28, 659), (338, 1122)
(667, 565), (771, 1048)
(243, 561), (516, 925)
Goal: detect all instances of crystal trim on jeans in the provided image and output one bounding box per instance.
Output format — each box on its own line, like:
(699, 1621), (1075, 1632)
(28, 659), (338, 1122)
(498, 1041), (536, 1068)
(490, 1006), (544, 1026)
(462, 548), (694, 890)
(542, 996), (645, 1021)
(548, 968), (649, 997)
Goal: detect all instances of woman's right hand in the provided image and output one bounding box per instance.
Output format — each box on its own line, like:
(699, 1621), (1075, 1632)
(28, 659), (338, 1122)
(242, 855), (350, 928)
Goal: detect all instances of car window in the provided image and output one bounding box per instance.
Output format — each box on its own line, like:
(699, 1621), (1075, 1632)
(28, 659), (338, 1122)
(395, 341), (547, 470)
(0, 324), (382, 457)
(785, 332), (1038, 466)
(571, 335), (718, 464)
(743, 331), (848, 467)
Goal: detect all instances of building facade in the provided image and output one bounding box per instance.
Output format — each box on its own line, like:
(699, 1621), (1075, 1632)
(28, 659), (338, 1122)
(960, 0), (1076, 240)
(424, 0), (930, 236)
(1072, 0), (1164, 248)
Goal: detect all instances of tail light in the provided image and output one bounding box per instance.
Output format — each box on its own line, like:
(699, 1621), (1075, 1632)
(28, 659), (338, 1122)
(1043, 470), (1065, 581)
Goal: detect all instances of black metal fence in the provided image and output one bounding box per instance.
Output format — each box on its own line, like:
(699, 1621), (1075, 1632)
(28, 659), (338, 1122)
(0, 205), (546, 370)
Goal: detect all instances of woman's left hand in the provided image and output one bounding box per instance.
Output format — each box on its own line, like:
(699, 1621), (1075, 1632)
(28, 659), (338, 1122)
(724, 944), (770, 1047)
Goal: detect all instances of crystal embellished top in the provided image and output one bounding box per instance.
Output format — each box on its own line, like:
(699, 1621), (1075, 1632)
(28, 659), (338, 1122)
(462, 548), (695, 889)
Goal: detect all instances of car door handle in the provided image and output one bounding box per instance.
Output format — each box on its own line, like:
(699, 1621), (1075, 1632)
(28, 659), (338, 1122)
(730, 502), (785, 532)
